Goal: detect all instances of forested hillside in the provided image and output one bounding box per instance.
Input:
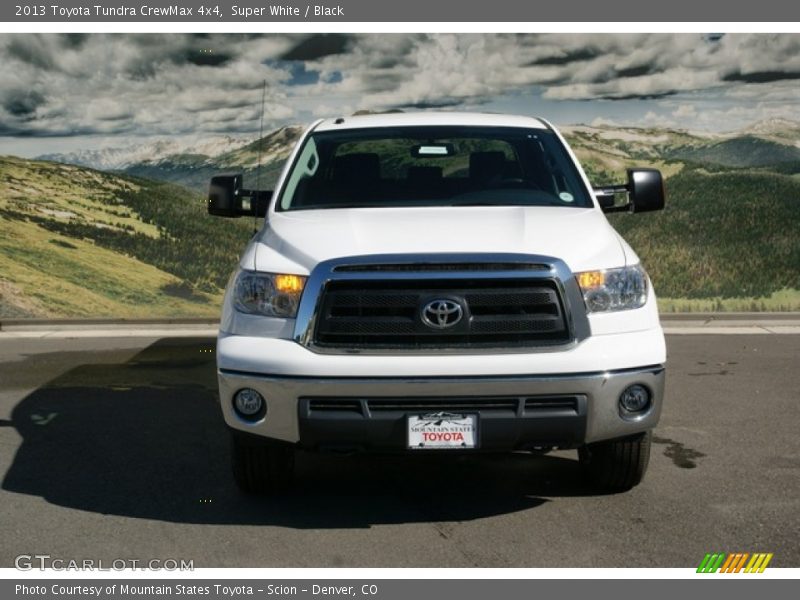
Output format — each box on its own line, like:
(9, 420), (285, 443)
(0, 157), (253, 317)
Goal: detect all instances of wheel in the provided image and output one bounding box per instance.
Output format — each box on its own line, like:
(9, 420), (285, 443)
(579, 431), (652, 491)
(231, 433), (295, 494)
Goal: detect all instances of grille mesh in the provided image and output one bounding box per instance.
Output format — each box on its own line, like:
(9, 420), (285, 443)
(313, 278), (569, 349)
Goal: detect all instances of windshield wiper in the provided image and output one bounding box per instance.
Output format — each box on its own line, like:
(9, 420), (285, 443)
(448, 200), (561, 207)
(294, 203), (386, 210)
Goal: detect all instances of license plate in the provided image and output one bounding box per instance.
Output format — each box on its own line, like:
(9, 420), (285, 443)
(407, 413), (477, 450)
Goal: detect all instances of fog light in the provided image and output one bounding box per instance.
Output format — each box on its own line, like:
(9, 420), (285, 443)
(619, 384), (651, 416)
(233, 388), (265, 421)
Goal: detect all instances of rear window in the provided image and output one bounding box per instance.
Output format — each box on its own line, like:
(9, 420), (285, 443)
(277, 126), (593, 211)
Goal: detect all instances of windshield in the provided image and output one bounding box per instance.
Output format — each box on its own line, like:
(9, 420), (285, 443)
(277, 126), (593, 211)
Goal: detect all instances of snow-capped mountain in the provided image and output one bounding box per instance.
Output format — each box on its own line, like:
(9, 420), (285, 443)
(742, 117), (800, 136)
(38, 135), (254, 171)
(116, 126), (304, 193)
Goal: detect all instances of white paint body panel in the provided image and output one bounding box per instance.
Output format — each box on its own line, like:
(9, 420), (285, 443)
(255, 206), (627, 276)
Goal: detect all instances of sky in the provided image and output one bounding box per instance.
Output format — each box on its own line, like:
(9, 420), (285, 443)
(1, 32), (799, 157)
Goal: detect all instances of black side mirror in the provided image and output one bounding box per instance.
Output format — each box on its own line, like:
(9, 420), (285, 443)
(208, 174), (271, 218)
(208, 174), (242, 217)
(594, 168), (665, 214)
(628, 168), (665, 213)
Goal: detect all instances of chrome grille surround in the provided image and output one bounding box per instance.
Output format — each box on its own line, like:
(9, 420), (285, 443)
(293, 253), (590, 354)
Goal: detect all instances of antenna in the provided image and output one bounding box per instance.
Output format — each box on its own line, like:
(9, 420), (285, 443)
(253, 79), (267, 234)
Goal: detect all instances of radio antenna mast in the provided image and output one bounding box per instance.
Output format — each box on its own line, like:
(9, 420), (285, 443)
(253, 79), (267, 234)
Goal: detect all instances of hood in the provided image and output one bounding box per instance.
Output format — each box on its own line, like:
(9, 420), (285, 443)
(253, 206), (627, 274)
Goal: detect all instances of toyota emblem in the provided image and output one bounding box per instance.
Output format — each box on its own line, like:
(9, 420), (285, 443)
(421, 299), (464, 329)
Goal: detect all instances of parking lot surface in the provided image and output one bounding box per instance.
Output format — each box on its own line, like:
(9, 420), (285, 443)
(0, 333), (798, 567)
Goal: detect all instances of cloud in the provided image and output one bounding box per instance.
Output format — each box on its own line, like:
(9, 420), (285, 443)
(3, 90), (46, 117)
(590, 116), (622, 127)
(672, 104), (698, 119)
(87, 99), (133, 122)
(641, 110), (678, 128)
(280, 34), (352, 61)
(6, 36), (59, 71)
(527, 47), (600, 66)
(186, 48), (234, 67)
(722, 70), (800, 84)
(395, 98), (467, 110)
(0, 32), (799, 148)
(0, 34), (298, 138)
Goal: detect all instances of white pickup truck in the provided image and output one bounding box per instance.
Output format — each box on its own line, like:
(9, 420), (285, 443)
(207, 112), (666, 493)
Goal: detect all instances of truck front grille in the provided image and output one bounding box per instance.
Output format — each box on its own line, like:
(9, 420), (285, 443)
(312, 278), (570, 350)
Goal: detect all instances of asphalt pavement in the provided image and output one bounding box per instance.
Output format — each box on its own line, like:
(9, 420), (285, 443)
(0, 328), (798, 568)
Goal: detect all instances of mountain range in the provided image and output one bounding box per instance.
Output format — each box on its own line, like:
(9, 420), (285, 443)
(38, 135), (254, 171)
(37, 118), (800, 192)
(39, 127), (304, 194)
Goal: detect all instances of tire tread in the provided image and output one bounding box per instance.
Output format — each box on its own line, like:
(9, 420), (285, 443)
(231, 434), (294, 494)
(579, 431), (651, 491)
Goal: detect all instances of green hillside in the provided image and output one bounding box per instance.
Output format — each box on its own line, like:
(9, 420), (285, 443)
(0, 156), (252, 318)
(666, 136), (800, 169)
(609, 166), (800, 302)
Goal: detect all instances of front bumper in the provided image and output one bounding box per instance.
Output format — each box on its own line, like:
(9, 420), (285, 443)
(218, 365), (665, 448)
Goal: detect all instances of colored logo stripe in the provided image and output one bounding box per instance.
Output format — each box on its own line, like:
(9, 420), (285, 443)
(719, 553), (736, 573)
(697, 553), (726, 573)
(696, 553), (712, 572)
(697, 552), (773, 573)
(720, 553), (749, 573)
(745, 553), (773, 573)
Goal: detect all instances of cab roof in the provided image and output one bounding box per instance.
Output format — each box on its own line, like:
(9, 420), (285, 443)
(313, 111), (550, 132)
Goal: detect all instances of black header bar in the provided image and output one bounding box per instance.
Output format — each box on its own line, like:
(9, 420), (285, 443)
(3, 0), (800, 22)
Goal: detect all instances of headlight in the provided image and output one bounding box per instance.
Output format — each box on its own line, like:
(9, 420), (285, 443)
(233, 271), (307, 318)
(576, 265), (648, 313)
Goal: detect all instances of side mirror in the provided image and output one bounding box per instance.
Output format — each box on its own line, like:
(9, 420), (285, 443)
(208, 174), (271, 218)
(594, 168), (665, 214)
(628, 168), (665, 213)
(208, 174), (242, 217)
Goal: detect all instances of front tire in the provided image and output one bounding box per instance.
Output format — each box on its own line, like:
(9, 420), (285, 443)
(231, 433), (295, 494)
(579, 431), (652, 491)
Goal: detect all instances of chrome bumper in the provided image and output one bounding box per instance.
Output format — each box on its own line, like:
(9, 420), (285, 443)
(218, 365), (665, 447)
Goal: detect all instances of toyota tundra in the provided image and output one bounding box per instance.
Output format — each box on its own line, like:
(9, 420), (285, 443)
(207, 112), (666, 493)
